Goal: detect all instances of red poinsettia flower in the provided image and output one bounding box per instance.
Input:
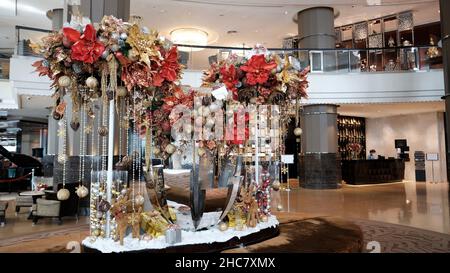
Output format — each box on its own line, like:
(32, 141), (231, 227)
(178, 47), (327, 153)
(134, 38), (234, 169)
(153, 46), (180, 86)
(220, 64), (239, 99)
(63, 24), (105, 64)
(240, 54), (277, 85)
(220, 64), (238, 90)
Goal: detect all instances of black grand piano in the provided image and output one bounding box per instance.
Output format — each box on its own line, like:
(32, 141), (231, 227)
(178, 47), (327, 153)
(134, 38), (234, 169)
(0, 145), (43, 192)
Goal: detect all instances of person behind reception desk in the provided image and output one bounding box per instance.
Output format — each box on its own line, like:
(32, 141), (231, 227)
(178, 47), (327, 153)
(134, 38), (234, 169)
(368, 149), (378, 160)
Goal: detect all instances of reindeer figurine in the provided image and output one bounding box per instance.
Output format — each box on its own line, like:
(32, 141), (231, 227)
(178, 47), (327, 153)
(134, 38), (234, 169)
(110, 192), (144, 245)
(110, 196), (130, 245)
(128, 206), (142, 239)
(244, 184), (260, 228)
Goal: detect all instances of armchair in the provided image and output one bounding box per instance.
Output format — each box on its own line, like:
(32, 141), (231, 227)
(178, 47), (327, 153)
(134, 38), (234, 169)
(0, 201), (8, 226)
(32, 198), (61, 225)
(15, 195), (33, 214)
(42, 183), (79, 219)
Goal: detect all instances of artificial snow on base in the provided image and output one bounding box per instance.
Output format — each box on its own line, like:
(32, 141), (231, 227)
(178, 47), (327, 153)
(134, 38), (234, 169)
(82, 201), (279, 253)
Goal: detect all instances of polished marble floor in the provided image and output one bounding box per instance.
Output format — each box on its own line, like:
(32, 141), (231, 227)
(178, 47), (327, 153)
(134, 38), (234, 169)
(0, 180), (449, 244)
(276, 180), (450, 234)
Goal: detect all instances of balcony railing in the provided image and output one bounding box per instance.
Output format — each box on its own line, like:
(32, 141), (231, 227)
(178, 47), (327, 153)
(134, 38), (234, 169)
(174, 44), (443, 72)
(14, 25), (443, 73)
(15, 26), (51, 57)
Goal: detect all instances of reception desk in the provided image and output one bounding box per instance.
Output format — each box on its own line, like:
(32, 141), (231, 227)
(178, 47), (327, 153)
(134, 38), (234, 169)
(341, 159), (405, 185)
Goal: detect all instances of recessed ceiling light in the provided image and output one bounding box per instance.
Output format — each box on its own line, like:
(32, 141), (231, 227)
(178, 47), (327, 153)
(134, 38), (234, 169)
(160, 9), (166, 13)
(284, 11), (288, 15)
(170, 28), (209, 52)
(227, 30), (238, 34)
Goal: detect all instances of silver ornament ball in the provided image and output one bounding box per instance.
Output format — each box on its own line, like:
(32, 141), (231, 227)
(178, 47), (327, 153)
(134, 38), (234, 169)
(58, 75), (71, 88)
(57, 188), (70, 201)
(218, 221), (228, 231)
(294, 127), (303, 136)
(120, 32), (128, 40)
(165, 144), (176, 155)
(272, 181), (281, 191)
(76, 185), (89, 198)
(85, 76), (98, 89)
(134, 194), (145, 206)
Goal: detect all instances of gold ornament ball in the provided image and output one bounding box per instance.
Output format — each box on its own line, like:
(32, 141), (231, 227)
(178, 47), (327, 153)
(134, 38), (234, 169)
(92, 229), (101, 236)
(76, 185), (89, 198)
(58, 75), (71, 88)
(117, 86), (127, 97)
(98, 126), (109, 137)
(277, 204), (283, 211)
(165, 144), (176, 155)
(121, 155), (132, 167)
(85, 76), (98, 89)
(57, 188), (70, 201)
(218, 221), (228, 232)
(261, 215), (269, 222)
(235, 224), (245, 231)
(272, 181), (281, 191)
(294, 127), (303, 136)
(134, 194), (145, 206)
(128, 48), (139, 61)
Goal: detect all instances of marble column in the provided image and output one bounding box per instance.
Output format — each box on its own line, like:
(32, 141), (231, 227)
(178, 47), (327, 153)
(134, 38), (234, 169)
(299, 105), (341, 189)
(297, 7), (340, 189)
(47, 8), (64, 31)
(297, 7), (335, 48)
(79, 0), (130, 22)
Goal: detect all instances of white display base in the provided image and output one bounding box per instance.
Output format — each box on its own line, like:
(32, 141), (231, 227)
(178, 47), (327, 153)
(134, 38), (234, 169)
(82, 201), (279, 253)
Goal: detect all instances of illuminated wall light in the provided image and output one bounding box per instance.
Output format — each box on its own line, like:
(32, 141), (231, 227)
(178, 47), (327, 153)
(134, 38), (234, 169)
(170, 28), (209, 52)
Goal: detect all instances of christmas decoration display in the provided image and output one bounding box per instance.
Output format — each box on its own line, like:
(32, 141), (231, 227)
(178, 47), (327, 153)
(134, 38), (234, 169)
(202, 45), (309, 105)
(32, 11), (310, 252)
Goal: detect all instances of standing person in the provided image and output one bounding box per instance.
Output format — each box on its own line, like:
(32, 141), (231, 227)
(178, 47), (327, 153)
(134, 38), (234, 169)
(368, 149), (377, 160)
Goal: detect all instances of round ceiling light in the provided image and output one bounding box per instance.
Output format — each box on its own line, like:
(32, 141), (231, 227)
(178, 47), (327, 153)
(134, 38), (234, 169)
(170, 28), (209, 52)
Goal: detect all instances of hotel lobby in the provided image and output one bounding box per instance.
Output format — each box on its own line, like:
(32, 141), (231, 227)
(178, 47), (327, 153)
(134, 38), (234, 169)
(0, 0), (450, 257)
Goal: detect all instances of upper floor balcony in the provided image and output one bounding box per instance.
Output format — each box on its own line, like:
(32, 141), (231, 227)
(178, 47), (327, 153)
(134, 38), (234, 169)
(2, 25), (446, 110)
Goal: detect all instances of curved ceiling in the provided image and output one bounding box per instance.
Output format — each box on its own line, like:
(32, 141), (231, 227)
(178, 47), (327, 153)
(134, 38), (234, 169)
(131, 0), (440, 48)
(0, 0), (441, 49)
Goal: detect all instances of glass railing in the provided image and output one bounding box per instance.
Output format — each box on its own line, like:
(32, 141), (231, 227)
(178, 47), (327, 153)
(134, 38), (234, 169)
(14, 25), (443, 73)
(176, 44), (443, 72)
(15, 26), (52, 57)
